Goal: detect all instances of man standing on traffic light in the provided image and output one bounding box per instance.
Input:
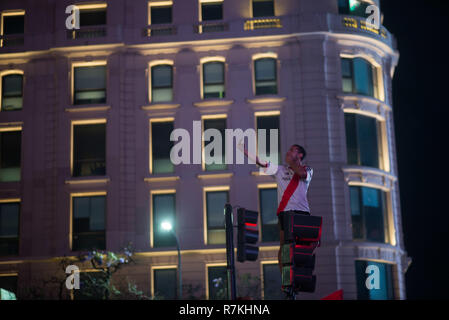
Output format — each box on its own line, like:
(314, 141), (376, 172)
(238, 142), (313, 272)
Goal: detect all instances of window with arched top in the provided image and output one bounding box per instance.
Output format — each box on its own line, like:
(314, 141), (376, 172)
(1, 73), (23, 111)
(151, 64), (173, 103)
(254, 58), (277, 95)
(202, 61), (225, 99)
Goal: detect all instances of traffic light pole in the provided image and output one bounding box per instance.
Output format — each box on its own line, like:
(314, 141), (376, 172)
(224, 203), (237, 300)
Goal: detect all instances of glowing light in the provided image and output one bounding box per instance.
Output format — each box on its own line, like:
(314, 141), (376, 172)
(161, 221), (173, 231)
(349, 0), (361, 11)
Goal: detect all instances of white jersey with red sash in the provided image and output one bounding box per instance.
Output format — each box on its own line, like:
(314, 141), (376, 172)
(265, 163), (313, 215)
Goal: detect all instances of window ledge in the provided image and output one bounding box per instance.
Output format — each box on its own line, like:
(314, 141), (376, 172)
(65, 177), (110, 185)
(246, 96), (286, 105)
(338, 94), (391, 121)
(193, 99), (234, 108)
(342, 166), (396, 191)
(197, 172), (233, 180)
(141, 103), (180, 110)
(144, 176), (180, 182)
(65, 105), (110, 113)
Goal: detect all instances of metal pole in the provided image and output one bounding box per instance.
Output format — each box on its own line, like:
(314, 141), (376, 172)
(224, 203), (236, 300)
(172, 231), (182, 300)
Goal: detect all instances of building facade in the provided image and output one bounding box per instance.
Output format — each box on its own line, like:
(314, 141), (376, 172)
(0, 0), (407, 300)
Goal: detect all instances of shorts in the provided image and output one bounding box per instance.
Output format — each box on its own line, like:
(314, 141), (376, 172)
(278, 210), (310, 231)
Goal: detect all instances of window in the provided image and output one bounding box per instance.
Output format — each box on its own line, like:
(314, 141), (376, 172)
(72, 195), (106, 251)
(73, 271), (108, 300)
(0, 275), (18, 297)
(205, 190), (228, 244)
(253, 0), (275, 17)
(150, 3), (172, 25)
(0, 130), (21, 182)
(201, 1), (223, 21)
(72, 123), (106, 177)
(338, 0), (372, 18)
(0, 202), (20, 256)
(262, 264), (283, 299)
(203, 117), (227, 171)
(1, 73), (23, 111)
(350, 186), (389, 243)
(203, 61), (225, 99)
(254, 58), (277, 95)
(355, 260), (395, 300)
(0, 11), (25, 47)
(153, 268), (177, 299)
(256, 114), (280, 165)
(345, 113), (382, 169)
(341, 57), (379, 99)
(207, 266), (227, 299)
(151, 120), (174, 174)
(151, 64), (173, 102)
(152, 193), (176, 248)
(79, 7), (107, 27)
(259, 188), (278, 242)
(73, 65), (107, 105)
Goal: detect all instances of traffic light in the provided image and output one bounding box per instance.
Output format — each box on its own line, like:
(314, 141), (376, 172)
(281, 213), (322, 293)
(237, 208), (259, 262)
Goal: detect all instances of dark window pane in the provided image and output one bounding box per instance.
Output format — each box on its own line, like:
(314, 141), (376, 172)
(152, 122), (174, 174)
(259, 188), (278, 242)
(206, 191), (228, 244)
(341, 58), (353, 93)
(203, 62), (225, 99)
(3, 15), (24, 35)
(154, 269), (177, 299)
(151, 65), (173, 102)
(151, 6), (172, 24)
(72, 196), (106, 251)
(257, 115), (280, 164)
(73, 124), (106, 177)
(204, 118), (226, 171)
(2, 74), (23, 111)
(353, 58), (374, 97)
(153, 194), (176, 248)
(0, 202), (20, 256)
(0, 276), (18, 296)
(338, 0), (350, 15)
(355, 260), (395, 300)
(344, 113), (359, 165)
(253, 0), (274, 17)
(74, 66), (106, 105)
(0, 131), (21, 182)
(80, 9), (107, 27)
(357, 115), (379, 168)
(349, 186), (387, 243)
(263, 264), (283, 299)
(208, 266), (227, 300)
(202, 3), (223, 21)
(255, 58), (277, 95)
(73, 272), (108, 300)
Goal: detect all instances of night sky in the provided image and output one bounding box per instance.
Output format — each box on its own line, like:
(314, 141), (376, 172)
(380, 0), (448, 299)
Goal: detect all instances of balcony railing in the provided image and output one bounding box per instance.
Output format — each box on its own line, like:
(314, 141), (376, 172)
(194, 21), (229, 34)
(143, 25), (177, 37)
(67, 26), (107, 39)
(0, 34), (25, 48)
(244, 18), (282, 30)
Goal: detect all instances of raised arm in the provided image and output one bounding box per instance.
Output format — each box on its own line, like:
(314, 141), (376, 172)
(237, 139), (268, 168)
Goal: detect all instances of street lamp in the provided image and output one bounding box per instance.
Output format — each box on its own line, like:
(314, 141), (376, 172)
(161, 221), (182, 300)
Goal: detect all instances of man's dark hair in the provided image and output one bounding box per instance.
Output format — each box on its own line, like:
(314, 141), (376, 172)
(292, 144), (306, 160)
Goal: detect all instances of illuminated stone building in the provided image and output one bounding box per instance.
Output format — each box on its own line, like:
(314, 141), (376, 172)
(0, 0), (406, 299)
